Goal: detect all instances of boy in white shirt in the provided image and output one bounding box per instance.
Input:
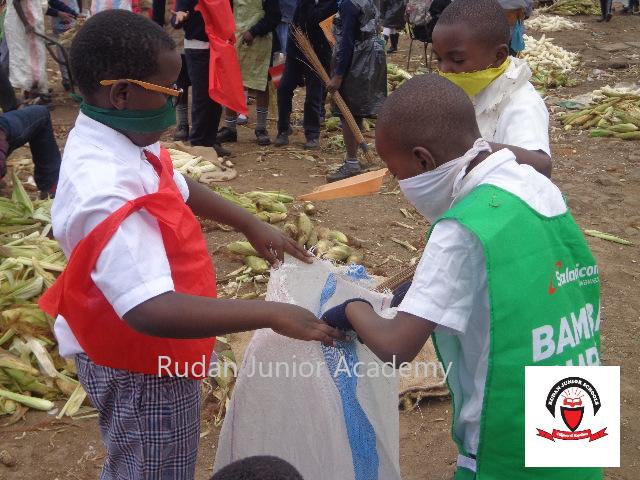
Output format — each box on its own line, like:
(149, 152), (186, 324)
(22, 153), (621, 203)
(39, 10), (346, 478)
(322, 74), (602, 480)
(432, 0), (552, 178)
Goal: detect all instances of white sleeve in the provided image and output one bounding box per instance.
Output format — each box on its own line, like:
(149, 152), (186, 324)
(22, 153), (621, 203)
(398, 219), (486, 335)
(173, 169), (190, 202)
(71, 188), (176, 318)
(493, 83), (551, 156)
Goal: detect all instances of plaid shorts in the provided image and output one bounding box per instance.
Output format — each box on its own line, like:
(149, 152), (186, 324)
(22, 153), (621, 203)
(75, 354), (201, 480)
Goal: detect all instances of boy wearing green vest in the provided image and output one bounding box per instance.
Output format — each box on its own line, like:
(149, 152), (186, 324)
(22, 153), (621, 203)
(321, 75), (603, 480)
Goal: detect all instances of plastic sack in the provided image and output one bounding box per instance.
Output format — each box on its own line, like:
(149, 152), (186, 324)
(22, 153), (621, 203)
(213, 258), (401, 480)
(511, 20), (526, 53)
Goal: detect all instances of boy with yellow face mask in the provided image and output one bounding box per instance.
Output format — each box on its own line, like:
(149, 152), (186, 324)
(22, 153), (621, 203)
(432, 0), (552, 178)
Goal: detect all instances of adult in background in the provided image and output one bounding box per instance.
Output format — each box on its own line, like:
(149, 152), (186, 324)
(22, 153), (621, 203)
(274, 0), (337, 150)
(0, 104), (61, 199)
(380, 0), (405, 53)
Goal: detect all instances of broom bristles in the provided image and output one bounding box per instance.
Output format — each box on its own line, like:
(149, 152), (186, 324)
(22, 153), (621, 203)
(290, 26), (375, 165)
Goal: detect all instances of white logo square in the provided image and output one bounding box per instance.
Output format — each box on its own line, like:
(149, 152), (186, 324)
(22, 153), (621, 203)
(525, 366), (619, 468)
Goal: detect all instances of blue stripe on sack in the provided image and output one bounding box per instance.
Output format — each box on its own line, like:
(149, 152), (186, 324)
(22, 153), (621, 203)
(318, 274), (379, 480)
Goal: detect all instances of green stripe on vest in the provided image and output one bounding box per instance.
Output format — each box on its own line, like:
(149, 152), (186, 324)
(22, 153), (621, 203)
(432, 184), (602, 480)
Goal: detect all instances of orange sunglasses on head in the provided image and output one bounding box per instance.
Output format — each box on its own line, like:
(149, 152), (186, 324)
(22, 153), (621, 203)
(100, 79), (183, 106)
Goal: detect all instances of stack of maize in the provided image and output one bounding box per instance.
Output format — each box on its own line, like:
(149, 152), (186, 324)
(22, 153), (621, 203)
(521, 34), (580, 71)
(0, 174), (84, 418)
(558, 86), (640, 139)
(541, 0), (600, 15)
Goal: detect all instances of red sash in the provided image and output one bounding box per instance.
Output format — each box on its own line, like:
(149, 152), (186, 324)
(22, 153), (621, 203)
(196, 0), (249, 115)
(39, 147), (216, 379)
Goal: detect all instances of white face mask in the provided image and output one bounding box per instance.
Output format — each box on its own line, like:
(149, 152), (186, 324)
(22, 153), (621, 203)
(398, 139), (492, 223)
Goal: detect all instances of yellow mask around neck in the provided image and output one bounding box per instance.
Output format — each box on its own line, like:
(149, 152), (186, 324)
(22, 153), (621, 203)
(438, 58), (510, 97)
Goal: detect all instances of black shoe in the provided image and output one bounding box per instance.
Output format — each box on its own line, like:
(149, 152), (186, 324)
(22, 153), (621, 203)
(275, 132), (289, 147)
(304, 138), (320, 150)
(173, 123), (189, 142)
(213, 143), (232, 157)
(326, 163), (361, 183)
(255, 129), (271, 145)
(216, 127), (238, 143)
(39, 186), (56, 200)
(387, 45), (398, 54)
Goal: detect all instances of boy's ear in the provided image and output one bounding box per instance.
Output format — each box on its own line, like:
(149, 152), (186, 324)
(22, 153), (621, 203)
(412, 146), (437, 172)
(108, 80), (131, 110)
(494, 44), (510, 67)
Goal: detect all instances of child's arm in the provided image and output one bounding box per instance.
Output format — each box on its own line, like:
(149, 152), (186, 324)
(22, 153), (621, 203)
(323, 300), (436, 364)
(488, 142), (552, 178)
(183, 175), (312, 267)
(123, 293), (348, 346)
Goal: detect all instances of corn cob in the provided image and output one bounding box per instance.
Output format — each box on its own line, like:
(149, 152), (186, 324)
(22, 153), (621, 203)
(227, 241), (259, 257)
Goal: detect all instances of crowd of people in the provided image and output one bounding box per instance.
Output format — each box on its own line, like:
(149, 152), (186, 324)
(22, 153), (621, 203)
(0, 0), (610, 478)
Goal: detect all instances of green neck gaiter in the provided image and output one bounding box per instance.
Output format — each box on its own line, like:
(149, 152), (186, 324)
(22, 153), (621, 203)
(80, 100), (177, 133)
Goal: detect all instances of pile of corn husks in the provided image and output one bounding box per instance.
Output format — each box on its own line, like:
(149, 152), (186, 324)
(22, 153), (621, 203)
(530, 66), (577, 92)
(221, 190), (365, 298)
(0, 173), (89, 421)
(521, 34), (580, 71)
(558, 86), (640, 139)
(387, 63), (412, 92)
(541, 0), (600, 15)
(525, 13), (584, 31)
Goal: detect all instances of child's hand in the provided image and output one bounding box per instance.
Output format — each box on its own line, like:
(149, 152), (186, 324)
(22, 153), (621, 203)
(321, 299), (373, 331)
(241, 31), (254, 46)
(172, 10), (189, 25)
(57, 11), (74, 23)
(327, 74), (343, 94)
(273, 304), (350, 347)
(244, 221), (313, 268)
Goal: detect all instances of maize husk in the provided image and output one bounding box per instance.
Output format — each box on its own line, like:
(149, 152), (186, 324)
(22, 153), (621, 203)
(243, 256), (271, 274)
(227, 241), (259, 257)
(328, 230), (349, 245)
(584, 230), (634, 245)
(0, 387), (54, 411)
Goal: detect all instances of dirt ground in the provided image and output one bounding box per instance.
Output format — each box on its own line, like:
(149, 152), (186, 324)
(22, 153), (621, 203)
(1, 7), (639, 479)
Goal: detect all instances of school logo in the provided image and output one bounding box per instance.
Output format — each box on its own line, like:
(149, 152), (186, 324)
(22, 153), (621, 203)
(548, 261), (599, 295)
(525, 366), (619, 468)
(536, 377), (607, 442)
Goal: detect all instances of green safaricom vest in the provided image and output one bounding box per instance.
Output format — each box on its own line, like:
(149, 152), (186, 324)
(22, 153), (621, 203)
(432, 185), (603, 480)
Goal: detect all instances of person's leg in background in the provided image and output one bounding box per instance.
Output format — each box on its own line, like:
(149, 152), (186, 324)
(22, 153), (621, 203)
(174, 53), (190, 141)
(300, 48), (330, 150)
(184, 48), (230, 157)
(0, 105), (61, 197)
(326, 116), (363, 182)
(597, 0), (612, 22)
(275, 55), (304, 146)
(151, 0), (166, 26)
(0, 65), (21, 112)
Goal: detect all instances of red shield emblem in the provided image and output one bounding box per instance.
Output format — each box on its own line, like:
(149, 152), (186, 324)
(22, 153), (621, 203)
(561, 407), (584, 432)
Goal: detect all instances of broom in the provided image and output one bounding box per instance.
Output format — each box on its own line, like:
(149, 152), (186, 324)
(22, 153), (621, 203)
(291, 26), (376, 166)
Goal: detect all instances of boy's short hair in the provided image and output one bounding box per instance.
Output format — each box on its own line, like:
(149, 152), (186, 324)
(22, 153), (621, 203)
(210, 455), (304, 480)
(436, 0), (511, 48)
(376, 74), (480, 159)
(70, 9), (176, 99)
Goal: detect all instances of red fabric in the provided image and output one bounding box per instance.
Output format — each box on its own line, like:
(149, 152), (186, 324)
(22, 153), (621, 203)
(196, 0), (248, 115)
(39, 148), (217, 379)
